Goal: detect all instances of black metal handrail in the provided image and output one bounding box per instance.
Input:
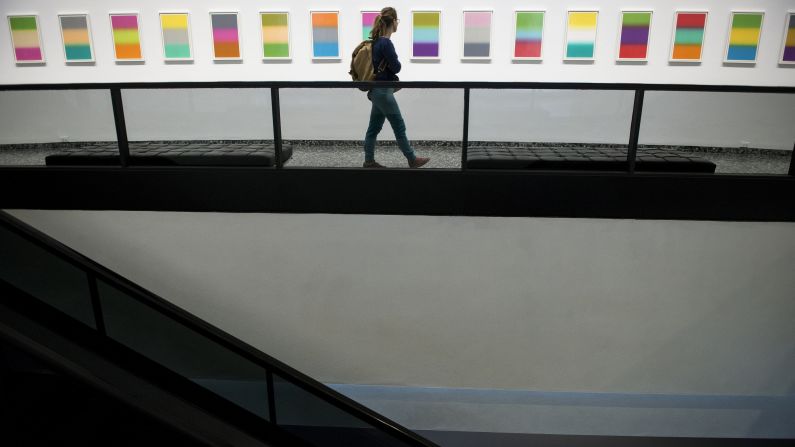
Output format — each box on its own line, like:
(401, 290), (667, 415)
(0, 210), (441, 447)
(2, 81), (794, 176)
(2, 81), (794, 91)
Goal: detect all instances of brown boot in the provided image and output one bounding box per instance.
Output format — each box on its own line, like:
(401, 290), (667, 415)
(363, 160), (386, 168)
(408, 157), (430, 168)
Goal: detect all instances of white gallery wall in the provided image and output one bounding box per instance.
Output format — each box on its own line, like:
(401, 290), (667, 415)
(2, 0), (795, 85)
(1, 0), (793, 147)
(6, 209), (795, 437)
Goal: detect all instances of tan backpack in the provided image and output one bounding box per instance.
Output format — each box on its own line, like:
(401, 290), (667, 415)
(349, 40), (386, 91)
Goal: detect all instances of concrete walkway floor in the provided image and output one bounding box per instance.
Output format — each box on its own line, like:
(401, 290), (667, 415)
(0, 142), (790, 174)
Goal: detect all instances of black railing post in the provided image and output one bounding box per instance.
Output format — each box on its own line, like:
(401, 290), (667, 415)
(87, 273), (106, 335)
(462, 88), (470, 171)
(266, 371), (277, 424)
(110, 88), (130, 167)
(789, 142), (794, 176)
(271, 88), (283, 169)
(627, 88), (645, 174)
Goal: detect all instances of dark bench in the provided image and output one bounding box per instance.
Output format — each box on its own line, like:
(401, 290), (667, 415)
(45, 142), (292, 167)
(465, 146), (716, 173)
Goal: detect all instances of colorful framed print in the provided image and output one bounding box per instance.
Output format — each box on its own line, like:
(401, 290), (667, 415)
(261, 12), (290, 59)
(462, 11), (492, 60)
(310, 11), (340, 59)
(362, 11), (379, 41)
(670, 11), (708, 62)
(8, 15), (45, 63)
(109, 13), (143, 61)
(781, 12), (795, 64)
(565, 11), (598, 60)
(412, 10), (441, 59)
(160, 13), (192, 61)
(513, 11), (545, 60)
(617, 11), (652, 62)
(210, 12), (241, 60)
(59, 14), (94, 63)
(724, 11), (764, 63)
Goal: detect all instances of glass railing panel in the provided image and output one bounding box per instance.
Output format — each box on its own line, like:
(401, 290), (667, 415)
(0, 90), (117, 166)
(273, 374), (411, 447)
(469, 89), (635, 170)
(0, 223), (95, 327)
(97, 279), (270, 420)
(281, 88), (462, 169)
(639, 91), (795, 175)
(120, 88), (275, 167)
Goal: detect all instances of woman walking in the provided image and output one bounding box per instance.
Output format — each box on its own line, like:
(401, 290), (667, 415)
(363, 7), (430, 168)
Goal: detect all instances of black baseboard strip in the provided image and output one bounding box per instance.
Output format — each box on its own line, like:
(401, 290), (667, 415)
(418, 430), (793, 447)
(1, 167), (793, 221)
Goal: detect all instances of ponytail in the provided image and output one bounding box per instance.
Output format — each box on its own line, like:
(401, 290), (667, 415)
(369, 7), (398, 40)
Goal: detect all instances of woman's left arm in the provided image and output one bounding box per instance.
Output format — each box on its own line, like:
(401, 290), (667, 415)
(384, 39), (402, 74)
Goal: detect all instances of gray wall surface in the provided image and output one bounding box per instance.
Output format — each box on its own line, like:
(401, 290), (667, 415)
(7, 209), (795, 394)
(7, 209), (795, 437)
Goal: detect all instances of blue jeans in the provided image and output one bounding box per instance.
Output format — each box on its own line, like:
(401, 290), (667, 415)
(364, 88), (416, 162)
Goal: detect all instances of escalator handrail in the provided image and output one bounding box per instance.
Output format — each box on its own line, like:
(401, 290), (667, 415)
(0, 278), (316, 447)
(0, 210), (440, 447)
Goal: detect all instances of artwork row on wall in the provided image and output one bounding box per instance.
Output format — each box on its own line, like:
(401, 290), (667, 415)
(6, 10), (795, 66)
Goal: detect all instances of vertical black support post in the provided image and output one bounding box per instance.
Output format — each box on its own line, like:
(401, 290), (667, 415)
(266, 370), (277, 424)
(461, 87), (470, 171)
(271, 88), (283, 169)
(789, 142), (795, 176)
(110, 88), (130, 167)
(87, 273), (106, 336)
(627, 88), (645, 174)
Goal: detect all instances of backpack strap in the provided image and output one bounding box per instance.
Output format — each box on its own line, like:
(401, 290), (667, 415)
(372, 38), (388, 76)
